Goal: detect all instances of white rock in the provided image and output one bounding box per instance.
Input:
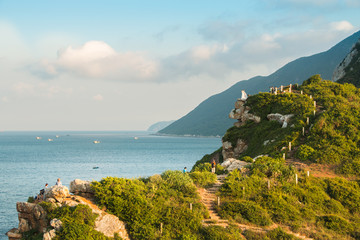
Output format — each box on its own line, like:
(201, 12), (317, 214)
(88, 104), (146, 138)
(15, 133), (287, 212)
(45, 186), (70, 202)
(50, 218), (62, 231)
(70, 179), (94, 194)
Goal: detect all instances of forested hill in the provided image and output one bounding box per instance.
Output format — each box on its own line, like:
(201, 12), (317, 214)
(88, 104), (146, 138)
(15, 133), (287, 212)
(159, 30), (360, 137)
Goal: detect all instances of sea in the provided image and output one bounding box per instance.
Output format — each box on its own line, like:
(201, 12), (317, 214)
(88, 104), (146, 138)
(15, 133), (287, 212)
(0, 131), (221, 239)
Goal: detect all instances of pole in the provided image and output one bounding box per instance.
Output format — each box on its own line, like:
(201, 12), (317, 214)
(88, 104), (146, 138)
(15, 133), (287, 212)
(289, 142), (291, 151)
(295, 174), (298, 185)
(217, 197), (220, 206)
(302, 127), (305, 136)
(268, 180), (270, 190)
(306, 117), (309, 125)
(283, 153), (285, 160)
(190, 203), (192, 211)
(160, 223), (163, 234)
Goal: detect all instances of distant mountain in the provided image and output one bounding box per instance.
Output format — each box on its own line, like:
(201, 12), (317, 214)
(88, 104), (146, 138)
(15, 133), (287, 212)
(333, 39), (360, 87)
(147, 120), (175, 132)
(159, 30), (360, 137)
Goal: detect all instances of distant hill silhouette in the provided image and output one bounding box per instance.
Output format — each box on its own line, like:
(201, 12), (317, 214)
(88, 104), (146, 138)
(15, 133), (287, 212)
(159, 30), (360, 137)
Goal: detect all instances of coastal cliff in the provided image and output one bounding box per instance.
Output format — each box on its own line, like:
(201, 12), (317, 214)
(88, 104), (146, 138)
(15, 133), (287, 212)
(6, 180), (129, 240)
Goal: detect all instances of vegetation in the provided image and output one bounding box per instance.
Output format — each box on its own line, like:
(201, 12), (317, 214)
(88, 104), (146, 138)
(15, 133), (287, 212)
(33, 202), (111, 240)
(217, 155), (360, 239)
(91, 171), (209, 239)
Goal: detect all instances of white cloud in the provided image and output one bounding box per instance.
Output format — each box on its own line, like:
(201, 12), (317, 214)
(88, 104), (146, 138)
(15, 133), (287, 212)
(33, 41), (159, 81)
(93, 94), (103, 101)
(330, 21), (355, 31)
(12, 82), (73, 98)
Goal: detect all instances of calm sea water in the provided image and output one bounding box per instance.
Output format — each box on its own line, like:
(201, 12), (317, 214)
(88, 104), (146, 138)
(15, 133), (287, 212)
(0, 131), (221, 239)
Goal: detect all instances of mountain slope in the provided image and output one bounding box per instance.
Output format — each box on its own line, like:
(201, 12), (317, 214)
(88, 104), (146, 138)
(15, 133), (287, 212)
(335, 39), (360, 87)
(159, 31), (360, 137)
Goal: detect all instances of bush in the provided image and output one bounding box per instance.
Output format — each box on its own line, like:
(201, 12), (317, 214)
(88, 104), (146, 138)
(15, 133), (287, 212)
(295, 145), (315, 161)
(220, 201), (272, 226)
(266, 227), (299, 240)
(27, 196), (35, 203)
(91, 174), (206, 240)
(317, 215), (354, 234)
(241, 156), (254, 163)
(189, 171), (217, 188)
(39, 203), (110, 240)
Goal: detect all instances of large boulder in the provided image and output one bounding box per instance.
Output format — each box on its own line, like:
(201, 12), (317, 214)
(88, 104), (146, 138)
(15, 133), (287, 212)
(15, 202), (47, 234)
(70, 179), (94, 196)
(229, 99), (260, 126)
(267, 113), (294, 128)
(45, 186), (70, 203)
(222, 139), (248, 160)
(221, 158), (250, 171)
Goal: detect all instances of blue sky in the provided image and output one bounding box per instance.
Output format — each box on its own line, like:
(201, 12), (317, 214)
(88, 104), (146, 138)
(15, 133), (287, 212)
(0, 0), (359, 131)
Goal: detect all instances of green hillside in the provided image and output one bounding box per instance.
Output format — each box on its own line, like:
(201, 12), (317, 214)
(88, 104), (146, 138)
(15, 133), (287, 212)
(159, 31), (360, 137)
(24, 77), (360, 240)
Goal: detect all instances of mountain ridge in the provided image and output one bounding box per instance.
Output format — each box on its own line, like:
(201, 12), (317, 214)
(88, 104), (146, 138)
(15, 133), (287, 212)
(159, 30), (360, 137)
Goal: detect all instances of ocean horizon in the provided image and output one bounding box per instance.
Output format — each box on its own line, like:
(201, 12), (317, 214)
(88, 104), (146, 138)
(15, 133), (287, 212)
(0, 131), (221, 239)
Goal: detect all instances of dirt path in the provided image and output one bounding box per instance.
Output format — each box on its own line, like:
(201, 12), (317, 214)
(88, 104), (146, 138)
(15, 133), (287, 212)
(198, 174), (313, 240)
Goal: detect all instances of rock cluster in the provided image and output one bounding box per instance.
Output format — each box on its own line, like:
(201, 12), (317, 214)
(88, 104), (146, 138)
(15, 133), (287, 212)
(267, 113), (294, 128)
(221, 158), (251, 171)
(45, 185), (70, 203)
(70, 179), (94, 198)
(222, 139), (248, 160)
(7, 182), (130, 240)
(6, 202), (47, 240)
(229, 99), (260, 127)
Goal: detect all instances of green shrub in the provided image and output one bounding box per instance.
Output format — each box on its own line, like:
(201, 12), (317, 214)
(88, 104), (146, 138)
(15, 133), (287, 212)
(91, 173), (206, 240)
(241, 156), (254, 163)
(189, 171), (217, 188)
(266, 227), (299, 240)
(317, 215), (354, 234)
(295, 145), (315, 161)
(220, 201), (272, 226)
(242, 230), (268, 240)
(27, 196), (35, 203)
(192, 162), (211, 172)
(39, 203), (110, 240)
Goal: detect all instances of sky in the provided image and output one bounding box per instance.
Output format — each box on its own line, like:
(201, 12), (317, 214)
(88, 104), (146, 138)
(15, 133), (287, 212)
(0, 0), (360, 131)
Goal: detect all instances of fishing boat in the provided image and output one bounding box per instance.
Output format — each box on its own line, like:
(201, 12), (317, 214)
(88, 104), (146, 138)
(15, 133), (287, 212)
(93, 140), (100, 144)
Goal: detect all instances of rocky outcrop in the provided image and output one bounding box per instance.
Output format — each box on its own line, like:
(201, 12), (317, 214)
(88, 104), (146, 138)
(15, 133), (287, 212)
(222, 139), (248, 160)
(70, 179), (94, 198)
(229, 99), (260, 127)
(6, 202), (48, 239)
(221, 158), (251, 171)
(45, 185), (70, 203)
(333, 42), (359, 81)
(267, 113), (294, 128)
(62, 195), (130, 239)
(7, 181), (130, 240)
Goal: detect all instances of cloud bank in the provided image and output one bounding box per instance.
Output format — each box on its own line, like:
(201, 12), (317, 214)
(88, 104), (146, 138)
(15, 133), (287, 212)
(31, 20), (357, 83)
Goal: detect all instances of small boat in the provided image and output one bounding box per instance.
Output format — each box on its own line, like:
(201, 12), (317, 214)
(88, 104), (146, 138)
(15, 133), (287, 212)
(36, 137), (42, 140)
(93, 140), (100, 144)
(56, 135), (59, 138)
(48, 139), (53, 142)
(134, 137), (139, 140)
(93, 167), (99, 169)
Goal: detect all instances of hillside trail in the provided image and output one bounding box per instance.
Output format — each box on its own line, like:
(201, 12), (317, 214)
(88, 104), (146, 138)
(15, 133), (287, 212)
(198, 174), (313, 239)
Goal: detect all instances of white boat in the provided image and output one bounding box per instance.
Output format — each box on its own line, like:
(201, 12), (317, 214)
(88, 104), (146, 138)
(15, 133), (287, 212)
(36, 137), (42, 140)
(56, 135), (59, 138)
(93, 140), (100, 144)
(48, 139), (53, 142)
(134, 137), (138, 140)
